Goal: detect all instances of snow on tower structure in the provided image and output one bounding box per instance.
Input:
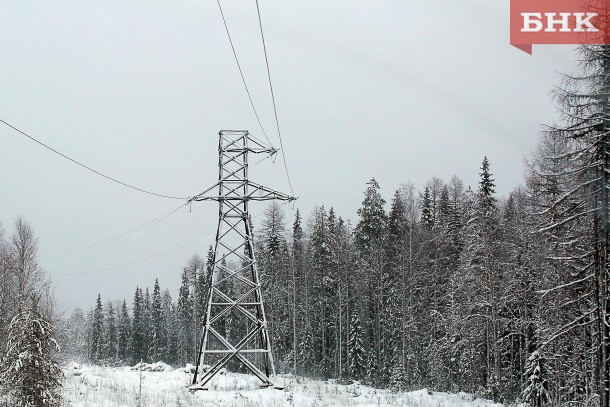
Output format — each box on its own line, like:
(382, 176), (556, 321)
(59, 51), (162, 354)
(190, 130), (295, 389)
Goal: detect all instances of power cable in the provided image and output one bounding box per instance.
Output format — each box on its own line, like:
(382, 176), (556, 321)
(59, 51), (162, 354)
(0, 118), (189, 200)
(216, 0), (273, 147)
(63, 202), (189, 254)
(61, 203), (189, 271)
(255, 0), (296, 198)
(62, 232), (215, 276)
(60, 204), (280, 276)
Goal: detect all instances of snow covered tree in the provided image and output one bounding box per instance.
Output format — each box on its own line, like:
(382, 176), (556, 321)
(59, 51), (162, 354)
(355, 178), (387, 253)
(290, 209), (304, 375)
(382, 190), (409, 384)
(103, 301), (118, 363)
(56, 307), (87, 361)
(521, 350), (549, 407)
(162, 289), (177, 364)
(177, 268), (193, 365)
(89, 293), (104, 364)
(117, 300), (131, 363)
(194, 251), (211, 355)
(354, 178), (387, 384)
(524, 43), (610, 405)
(454, 158), (502, 398)
(297, 325), (315, 376)
(142, 287), (153, 360)
(389, 358), (407, 392)
(11, 219), (49, 311)
(420, 187), (433, 229)
(150, 279), (167, 361)
(258, 202), (292, 371)
(348, 311), (365, 381)
(130, 287), (146, 364)
(0, 299), (63, 406)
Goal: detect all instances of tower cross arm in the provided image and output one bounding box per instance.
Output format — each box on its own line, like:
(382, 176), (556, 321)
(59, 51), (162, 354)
(190, 181), (296, 202)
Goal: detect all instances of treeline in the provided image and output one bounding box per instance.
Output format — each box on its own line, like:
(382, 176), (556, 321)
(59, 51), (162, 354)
(0, 219), (62, 406)
(61, 254), (210, 368)
(73, 44), (610, 406)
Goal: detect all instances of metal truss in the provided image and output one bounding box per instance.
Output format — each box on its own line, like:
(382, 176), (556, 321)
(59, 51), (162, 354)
(190, 130), (295, 389)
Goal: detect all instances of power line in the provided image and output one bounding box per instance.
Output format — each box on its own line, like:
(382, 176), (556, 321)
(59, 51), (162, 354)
(0, 118), (190, 200)
(62, 202), (189, 265)
(62, 232), (215, 276)
(63, 202), (188, 254)
(216, 0), (272, 147)
(255, 0), (296, 198)
(61, 204), (278, 276)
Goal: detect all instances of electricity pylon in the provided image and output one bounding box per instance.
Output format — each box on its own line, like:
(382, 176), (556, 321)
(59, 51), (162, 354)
(190, 130), (295, 389)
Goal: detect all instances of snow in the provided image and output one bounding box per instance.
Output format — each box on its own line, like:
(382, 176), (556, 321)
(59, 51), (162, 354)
(130, 361), (173, 372)
(61, 363), (510, 407)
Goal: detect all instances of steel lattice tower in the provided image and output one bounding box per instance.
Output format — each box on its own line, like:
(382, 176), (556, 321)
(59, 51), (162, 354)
(190, 130), (294, 389)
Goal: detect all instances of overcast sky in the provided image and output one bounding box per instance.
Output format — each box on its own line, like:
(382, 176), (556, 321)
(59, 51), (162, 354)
(0, 1), (579, 314)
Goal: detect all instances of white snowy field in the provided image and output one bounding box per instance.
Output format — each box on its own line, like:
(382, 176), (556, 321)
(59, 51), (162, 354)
(61, 363), (509, 407)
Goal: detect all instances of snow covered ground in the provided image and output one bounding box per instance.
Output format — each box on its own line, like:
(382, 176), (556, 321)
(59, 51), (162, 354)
(61, 363), (508, 407)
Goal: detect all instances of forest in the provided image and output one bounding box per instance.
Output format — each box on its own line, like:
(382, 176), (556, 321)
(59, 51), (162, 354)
(2, 45), (610, 406)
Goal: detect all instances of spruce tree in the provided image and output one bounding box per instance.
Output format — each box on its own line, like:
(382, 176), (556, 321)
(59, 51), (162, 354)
(0, 299), (63, 406)
(117, 299), (131, 363)
(177, 268), (192, 365)
(355, 178), (387, 253)
(354, 178), (387, 384)
(382, 190), (409, 384)
(143, 287), (152, 360)
(90, 293), (104, 364)
(347, 311), (365, 381)
(194, 248), (213, 354)
(103, 302), (117, 363)
(150, 279), (167, 361)
(521, 351), (548, 407)
(131, 287), (146, 364)
(162, 289), (177, 364)
(309, 206), (332, 374)
(455, 157), (501, 397)
(420, 186), (433, 229)
(291, 209), (304, 375)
